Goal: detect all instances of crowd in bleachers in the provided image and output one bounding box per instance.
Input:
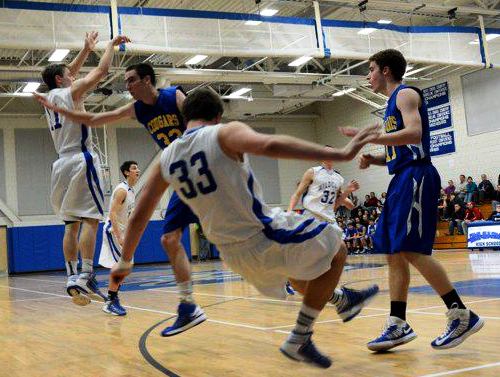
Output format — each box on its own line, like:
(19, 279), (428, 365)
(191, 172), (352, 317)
(335, 173), (500, 255)
(439, 174), (500, 236)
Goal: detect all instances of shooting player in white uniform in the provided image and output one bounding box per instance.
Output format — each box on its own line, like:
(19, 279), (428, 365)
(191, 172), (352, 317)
(40, 33), (130, 305)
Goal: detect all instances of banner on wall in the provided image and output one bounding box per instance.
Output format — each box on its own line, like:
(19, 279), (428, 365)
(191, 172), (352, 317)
(422, 82), (452, 132)
(467, 223), (500, 248)
(430, 130), (455, 156)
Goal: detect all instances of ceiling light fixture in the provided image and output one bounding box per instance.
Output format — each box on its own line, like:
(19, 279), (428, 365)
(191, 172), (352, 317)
(288, 56), (313, 67)
(48, 49), (70, 62)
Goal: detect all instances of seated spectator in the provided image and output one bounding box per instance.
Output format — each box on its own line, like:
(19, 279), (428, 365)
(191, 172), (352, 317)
(438, 193), (449, 220)
(448, 203), (465, 235)
(361, 214), (370, 227)
(462, 201), (484, 235)
(344, 223), (358, 254)
(366, 219), (377, 250)
(457, 174), (467, 201)
(370, 208), (379, 220)
(379, 192), (387, 206)
(355, 221), (367, 253)
(488, 203), (500, 222)
(450, 192), (464, 208)
(492, 184), (500, 211)
(365, 192), (381, 209)
(478, 174), (494, 203)
(465, 176), (478, 203)
(444, 180), (455, 196)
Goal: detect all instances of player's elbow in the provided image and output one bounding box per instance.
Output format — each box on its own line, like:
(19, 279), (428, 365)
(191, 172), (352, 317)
(408, 128), (422, 144)
(260, 137), (281, 156)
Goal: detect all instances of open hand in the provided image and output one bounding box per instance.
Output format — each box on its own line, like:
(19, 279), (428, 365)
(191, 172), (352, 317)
(111, 35), (132, 47)
(84, 31), (99, 50)
(347, 180), (360, 192)
(33, 92), (59, 112)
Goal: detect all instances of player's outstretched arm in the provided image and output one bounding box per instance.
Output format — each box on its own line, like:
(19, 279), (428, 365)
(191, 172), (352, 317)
(71, 35), (131, 102)
(340, 89), (422, 147)
(218, 121), (380, 163)
(33, 93), (135, 127)
(288, 169), (313, 212)
(111, 163), (169, 281)
(67, 31), (99, 78)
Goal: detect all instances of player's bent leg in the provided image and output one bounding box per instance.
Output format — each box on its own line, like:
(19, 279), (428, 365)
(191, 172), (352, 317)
(69, 218), (106, 303)
(280, 244), (346, 369)
(160, 229), (206, 337)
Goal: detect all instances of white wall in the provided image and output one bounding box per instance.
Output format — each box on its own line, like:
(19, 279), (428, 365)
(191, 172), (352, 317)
(313, 72), (500, 198)
(0, 115), (317, 224)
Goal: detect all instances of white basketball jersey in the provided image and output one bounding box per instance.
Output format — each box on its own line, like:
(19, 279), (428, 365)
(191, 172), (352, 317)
(104, 182), (135, 233)
(161, 124), (328, 247)
(302, 166), (344, 222)
(44, 87), (93, 155)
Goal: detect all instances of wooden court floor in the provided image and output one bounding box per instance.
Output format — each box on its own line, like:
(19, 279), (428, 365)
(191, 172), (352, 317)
(1, 249), (499, 377)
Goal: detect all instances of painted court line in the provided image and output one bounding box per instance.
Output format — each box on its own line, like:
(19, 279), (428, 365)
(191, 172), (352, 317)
(417, 361), (500, 377)
(0, 296), (67, 303)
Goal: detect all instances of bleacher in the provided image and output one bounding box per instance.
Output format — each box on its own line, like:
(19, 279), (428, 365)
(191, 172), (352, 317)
(434, 203), (494, 250)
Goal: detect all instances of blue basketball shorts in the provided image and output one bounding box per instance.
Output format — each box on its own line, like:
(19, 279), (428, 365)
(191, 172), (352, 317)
(163, 191), (199, 234)
(373, 162), (441, 255)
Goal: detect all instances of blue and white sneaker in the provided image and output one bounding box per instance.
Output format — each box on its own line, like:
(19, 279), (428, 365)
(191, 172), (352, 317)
(285, 281), (295, 295)
(161, 302), (207, 337)
(367, 316), (417, 352)
(332, 284), (379, 322)
(280, 331), (332, 369)
(102, 298), (127, 316)
(431, 307), (484, 350)
(67, 271), (107, 304)
(66, 274), (90, 306)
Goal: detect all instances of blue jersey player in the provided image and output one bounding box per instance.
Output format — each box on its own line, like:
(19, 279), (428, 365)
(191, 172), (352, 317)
(35, 63), (205, 334)
(341, 49), (483, 351)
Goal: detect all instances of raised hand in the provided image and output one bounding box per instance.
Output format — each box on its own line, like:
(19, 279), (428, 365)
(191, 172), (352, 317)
(111, 35), (131, 47)
(33, 92), (59, 112)
(84, 31), (99, 51)
(347, 180), (360, 192)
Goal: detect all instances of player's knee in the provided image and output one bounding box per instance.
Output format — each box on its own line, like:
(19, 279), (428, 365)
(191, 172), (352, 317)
(161, 231), (182, 252)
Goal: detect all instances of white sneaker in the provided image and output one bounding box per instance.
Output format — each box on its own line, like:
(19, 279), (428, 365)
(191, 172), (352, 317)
(367, 316), (417, 351)
(66, 274), (90, 306)
(67, 271), (107, 305)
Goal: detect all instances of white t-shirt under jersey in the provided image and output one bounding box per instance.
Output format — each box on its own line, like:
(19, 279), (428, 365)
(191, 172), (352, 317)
(302, 166), (344, 222)
(44, 87), (93, 155)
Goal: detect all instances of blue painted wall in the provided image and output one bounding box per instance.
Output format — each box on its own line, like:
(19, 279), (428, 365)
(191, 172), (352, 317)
(7, 220), (191, 273)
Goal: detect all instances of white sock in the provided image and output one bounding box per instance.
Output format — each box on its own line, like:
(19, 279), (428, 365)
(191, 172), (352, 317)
(65, 260), (78, 276)
(178, 281), (194, 303)
(293, 303), (321, 335)
(82, 259), (93, 273)
(330, 288), (343, 304)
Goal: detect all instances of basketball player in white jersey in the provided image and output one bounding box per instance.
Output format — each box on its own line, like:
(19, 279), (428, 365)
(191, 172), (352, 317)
(288, 160), (377, 320)
(99, 161), (139, 316)
(111, 89), (381, 368)
(40, 33), (130, 305)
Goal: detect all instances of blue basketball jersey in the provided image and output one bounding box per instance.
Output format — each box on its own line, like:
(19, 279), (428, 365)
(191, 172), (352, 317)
(134, 87), (185, 149)
(384, 84), (431, 175)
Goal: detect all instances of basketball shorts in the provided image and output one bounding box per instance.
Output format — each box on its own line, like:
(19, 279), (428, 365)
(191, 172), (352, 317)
(373, 162), (441, 255)
(219, 209), (343, 299)
(51, 151), (104, 222)
(303, 209), (336, 223)
(162, 191), (199, 234)
(99, 221), (133, 268)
